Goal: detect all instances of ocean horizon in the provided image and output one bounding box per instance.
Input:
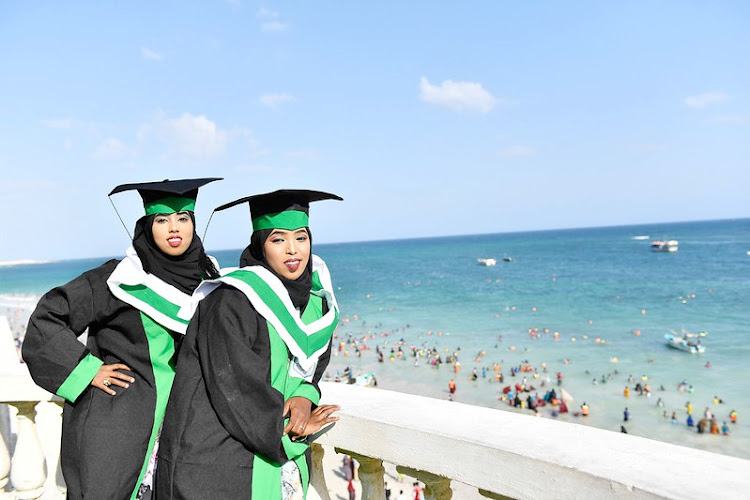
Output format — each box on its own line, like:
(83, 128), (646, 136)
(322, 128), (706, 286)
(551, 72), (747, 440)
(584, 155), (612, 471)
(2, 216), (747, 266)
(2, 217), (749, 460)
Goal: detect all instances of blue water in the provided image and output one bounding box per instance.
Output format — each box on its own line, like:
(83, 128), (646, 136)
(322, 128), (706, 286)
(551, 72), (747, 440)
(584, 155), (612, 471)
(2, 218), (749, 459)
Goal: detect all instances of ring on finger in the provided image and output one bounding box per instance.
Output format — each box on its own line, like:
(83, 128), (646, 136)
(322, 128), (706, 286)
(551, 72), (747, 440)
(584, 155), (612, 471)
(103, 379), (112, 387)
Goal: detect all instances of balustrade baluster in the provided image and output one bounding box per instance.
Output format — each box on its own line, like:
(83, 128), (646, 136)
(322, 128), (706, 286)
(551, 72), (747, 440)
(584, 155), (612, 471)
(52, 401), (66, 497)
(0, 406), (10, 494)
(341, 450), (384, 500)
(397, 466), (452, 500)
(478, 488), (513, 499)
(8, 402), (47, 500)
(309, 443), (331, 500)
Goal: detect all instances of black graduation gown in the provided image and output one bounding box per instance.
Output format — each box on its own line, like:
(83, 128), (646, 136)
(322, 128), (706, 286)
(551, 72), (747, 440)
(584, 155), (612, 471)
(22, 260), (179, 500)
(155, 285), (332, 500)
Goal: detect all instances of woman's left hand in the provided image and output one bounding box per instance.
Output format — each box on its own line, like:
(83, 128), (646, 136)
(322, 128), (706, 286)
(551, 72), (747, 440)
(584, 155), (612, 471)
(282, 396), (313, 437)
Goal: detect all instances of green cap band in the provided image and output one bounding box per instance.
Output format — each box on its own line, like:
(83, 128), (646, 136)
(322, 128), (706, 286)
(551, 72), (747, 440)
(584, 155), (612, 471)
(144, 197), (196, 215)
(252, 210), (309, 231)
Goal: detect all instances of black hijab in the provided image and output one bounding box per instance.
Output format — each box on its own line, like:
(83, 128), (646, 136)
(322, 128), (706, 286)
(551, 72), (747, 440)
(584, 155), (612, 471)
(133, 212), (217, 295)
(239, 228), (313, 310)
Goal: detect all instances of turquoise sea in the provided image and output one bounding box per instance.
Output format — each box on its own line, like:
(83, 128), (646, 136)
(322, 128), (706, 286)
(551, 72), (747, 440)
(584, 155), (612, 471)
(2, 218), (749, 459)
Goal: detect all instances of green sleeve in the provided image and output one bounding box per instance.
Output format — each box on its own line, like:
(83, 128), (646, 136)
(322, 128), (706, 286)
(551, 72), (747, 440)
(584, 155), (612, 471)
(55, 353), (103, 402)
(288, 379), (320, 406)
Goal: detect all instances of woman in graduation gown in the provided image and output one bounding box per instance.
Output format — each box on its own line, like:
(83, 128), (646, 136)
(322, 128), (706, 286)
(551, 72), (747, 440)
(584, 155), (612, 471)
(156, 189), (342, 500)
(22, 178), (221, 500)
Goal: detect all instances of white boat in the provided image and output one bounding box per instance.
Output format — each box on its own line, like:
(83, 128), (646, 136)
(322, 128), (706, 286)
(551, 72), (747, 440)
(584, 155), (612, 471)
(332, 369), (377, 387)
(477, 258), (497, 266)
(651, 240), (678, 252)
(632, 235), (649, 240)
(664, 332), (705, 354)
(352, 372), (377, 387)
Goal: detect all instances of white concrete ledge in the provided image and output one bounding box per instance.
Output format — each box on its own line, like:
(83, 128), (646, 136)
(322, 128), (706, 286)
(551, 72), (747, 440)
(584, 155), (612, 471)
(0, 376), (58, 404)
(317, 382), (750, 500)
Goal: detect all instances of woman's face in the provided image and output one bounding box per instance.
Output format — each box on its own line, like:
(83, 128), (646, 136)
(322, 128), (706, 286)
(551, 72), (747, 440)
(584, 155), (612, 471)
(151, 211), (194, 257)
(263, 228), (311, 280)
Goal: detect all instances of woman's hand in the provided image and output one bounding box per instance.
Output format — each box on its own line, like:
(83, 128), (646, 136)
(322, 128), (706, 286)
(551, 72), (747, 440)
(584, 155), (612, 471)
(283, 396), (313, 437)
(91, 363), (135, 396)
(295, 404), (340, 440)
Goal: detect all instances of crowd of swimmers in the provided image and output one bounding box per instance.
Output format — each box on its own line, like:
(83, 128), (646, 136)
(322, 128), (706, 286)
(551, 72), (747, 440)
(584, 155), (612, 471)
(331, 320), (740, 443)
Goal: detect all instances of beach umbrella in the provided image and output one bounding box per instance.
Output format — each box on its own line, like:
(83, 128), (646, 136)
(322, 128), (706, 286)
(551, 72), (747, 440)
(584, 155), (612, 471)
(561, 388), (574, 402)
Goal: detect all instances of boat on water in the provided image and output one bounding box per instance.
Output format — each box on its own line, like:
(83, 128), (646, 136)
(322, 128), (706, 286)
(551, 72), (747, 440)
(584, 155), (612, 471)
(664, 331), (705, 354)
(651, 240), (678, 252)
(502, 255), (513, 262)
(632, 235), (649, 240)
(477, 258), (497, 266)
(331, 368), (377, 387)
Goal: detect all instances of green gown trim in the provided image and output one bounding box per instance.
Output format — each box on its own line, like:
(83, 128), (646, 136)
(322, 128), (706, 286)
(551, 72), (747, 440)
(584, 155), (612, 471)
(220, 268), (337, 358)
(55, 282), (186, 404)
(55, 353), (104, 402)
(119, 284), (189, 327)
(251, 293), (324, 500)
(130, 312), (177, 500)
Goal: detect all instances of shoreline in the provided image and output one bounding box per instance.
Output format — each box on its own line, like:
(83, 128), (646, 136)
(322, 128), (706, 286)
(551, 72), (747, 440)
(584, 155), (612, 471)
(0, 260), (51, 267)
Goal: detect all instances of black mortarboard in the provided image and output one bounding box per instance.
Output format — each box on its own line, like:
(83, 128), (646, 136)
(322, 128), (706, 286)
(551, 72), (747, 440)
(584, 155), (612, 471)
(215, 189), (342, 231)
(109, 177), (222, 215)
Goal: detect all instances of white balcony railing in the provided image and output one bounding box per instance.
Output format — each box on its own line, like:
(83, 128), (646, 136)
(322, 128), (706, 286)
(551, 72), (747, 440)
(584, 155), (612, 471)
(2, 311), (749, 500)
(3, 378), (749, 499)
(312, 382), (750, 499)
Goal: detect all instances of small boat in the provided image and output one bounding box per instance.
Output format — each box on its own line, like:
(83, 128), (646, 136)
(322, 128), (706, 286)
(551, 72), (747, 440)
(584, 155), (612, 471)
(632, 235), (649, 240)
(330, 367), (377, 387)
(477, 258), (497, 266)
(502, 255), (513, 262)
(352, 372), (377, 387)
(651, 240), (678, 252)
(664, 331), (705, 354)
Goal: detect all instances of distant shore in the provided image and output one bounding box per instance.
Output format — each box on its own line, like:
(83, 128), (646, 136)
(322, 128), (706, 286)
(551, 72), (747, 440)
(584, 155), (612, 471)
(0, 259), (51, 267)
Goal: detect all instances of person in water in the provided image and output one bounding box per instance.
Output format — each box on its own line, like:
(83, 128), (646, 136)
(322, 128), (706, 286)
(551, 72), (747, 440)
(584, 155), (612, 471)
(156, 189), (342, 499)
(22, 178), (221, 500)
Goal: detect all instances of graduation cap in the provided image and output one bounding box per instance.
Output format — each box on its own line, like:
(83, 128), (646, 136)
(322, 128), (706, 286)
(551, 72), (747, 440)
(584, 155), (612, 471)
(215, 189), (343, 231)
(109, 177), (222, 215)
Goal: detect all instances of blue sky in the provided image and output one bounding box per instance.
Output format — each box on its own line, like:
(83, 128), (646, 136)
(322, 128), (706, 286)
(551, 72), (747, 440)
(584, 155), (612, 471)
(1, 1), (748, 261)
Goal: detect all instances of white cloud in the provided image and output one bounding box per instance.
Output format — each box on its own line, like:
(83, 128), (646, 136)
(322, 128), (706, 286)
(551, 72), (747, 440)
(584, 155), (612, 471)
(684, 92), (727, 109)
(141, 46), (164, 61)
(418, 77), (499, 113)
(501, 146), (535, 157)
(261, 21), (288, 32)
(92, 137), (127, 161)
(138, 112), (229, 161)
(41, 118), (72, 129)
(167, 113), (228, 158)
(257, 7), (279, 19)
(257, 7), (287, 31)
(259, 93), (295, 109)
